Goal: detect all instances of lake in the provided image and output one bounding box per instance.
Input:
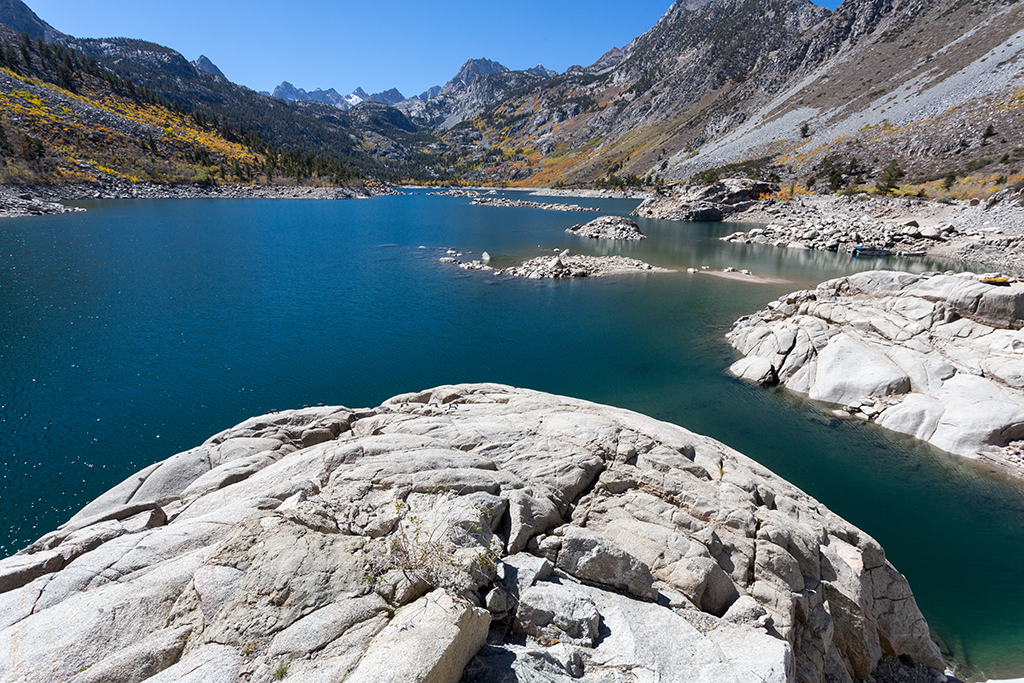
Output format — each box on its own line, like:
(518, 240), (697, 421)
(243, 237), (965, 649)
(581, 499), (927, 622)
(1, 190), (1021, 680)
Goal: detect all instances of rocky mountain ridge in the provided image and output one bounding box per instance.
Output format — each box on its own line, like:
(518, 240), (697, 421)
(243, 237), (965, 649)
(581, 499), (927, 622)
(2, 0), (1021, 190)
(395, 57), (555, 130)
(271, 82), (406, 110)
(0, 0), (61, 41)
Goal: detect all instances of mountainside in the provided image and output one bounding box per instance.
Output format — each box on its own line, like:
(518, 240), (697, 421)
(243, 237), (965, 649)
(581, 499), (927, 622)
(0, 18), (459, 185)
(0, 0), (61, 41)
(0, 25), (271, 186)
(2, 0), (1022, 192)
(48, 35), (458, 182)
(396, 58), (548, 130)
(449, 0), (1024, 192)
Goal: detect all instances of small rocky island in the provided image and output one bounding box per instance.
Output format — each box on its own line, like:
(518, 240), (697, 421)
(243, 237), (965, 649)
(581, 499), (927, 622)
(566, 215), (646, 240)
(0, 385), (945, 683)
(471, 197), (600, 212)
(443, 249), (672, 279)
(427, 188), (484, 197)
(729, 270), (1024, 478)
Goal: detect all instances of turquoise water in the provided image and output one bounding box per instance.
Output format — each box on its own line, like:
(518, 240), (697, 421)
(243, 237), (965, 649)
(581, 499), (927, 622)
(1, 191), (1021, 679)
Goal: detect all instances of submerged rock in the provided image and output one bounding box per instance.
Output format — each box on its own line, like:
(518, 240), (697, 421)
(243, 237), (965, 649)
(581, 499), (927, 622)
(0, 384), (943, 682)
(728, 270), (1024, 478)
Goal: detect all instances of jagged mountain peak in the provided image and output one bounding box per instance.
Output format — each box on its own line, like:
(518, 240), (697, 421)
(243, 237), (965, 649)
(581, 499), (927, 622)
(191, 54), (226, 80)
(0, 0), (64, 41)
(417, 85), (442, 101)
(366, 88), (406, 105)
(526, 64), (558, 78)
(447, 58), (509, 90)
(270, 81), (405, 111)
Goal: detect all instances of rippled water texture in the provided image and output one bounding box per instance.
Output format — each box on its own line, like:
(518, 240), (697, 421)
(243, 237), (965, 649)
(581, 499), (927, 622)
(1, 191), (1021, 679)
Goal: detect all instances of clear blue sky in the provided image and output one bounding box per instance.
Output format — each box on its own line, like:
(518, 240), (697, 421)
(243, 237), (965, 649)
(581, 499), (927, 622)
(29, 0), (843, 97)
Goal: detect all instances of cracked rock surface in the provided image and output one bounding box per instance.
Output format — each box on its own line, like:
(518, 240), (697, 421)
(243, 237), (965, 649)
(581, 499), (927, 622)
(0, 384), (942, 683)
(728, 270), (1024, 479)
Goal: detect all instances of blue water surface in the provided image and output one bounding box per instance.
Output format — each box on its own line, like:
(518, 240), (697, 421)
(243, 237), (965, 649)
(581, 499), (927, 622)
(1, 190), (1021, 679)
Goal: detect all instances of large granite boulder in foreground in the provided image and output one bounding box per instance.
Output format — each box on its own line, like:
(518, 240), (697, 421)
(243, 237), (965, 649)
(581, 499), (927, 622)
(728, 271), (1024, 478)
(0, 385), (942, 682)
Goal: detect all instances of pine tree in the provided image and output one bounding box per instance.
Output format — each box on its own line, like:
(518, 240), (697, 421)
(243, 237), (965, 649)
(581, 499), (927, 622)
(875, 161), (905, 195)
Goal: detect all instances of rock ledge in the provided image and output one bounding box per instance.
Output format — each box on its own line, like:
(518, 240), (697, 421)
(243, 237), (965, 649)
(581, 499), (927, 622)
(728, 270), (1024, 478)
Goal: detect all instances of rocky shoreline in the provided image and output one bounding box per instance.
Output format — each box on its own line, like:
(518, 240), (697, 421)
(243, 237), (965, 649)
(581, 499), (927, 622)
(0, 189), (84, 218)
(728, 270), (1024, 480)
(471, 197), (600, 212)
(635, 181), (1024, 272)
(0, 180), (399, 217)
(0, 384), (949, 683)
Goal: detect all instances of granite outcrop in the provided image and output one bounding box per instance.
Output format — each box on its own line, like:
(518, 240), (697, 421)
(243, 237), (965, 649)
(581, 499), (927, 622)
(471, 197), (599, 212)
(566, 215), (646, 240)
(0, 384), (944, 683)
(632, 179), (777, 222)
(728, 271), (1024, 478)
(442, 249), (671, 279)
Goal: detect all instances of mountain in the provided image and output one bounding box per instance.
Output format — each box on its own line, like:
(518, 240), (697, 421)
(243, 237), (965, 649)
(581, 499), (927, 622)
(0, 17), (455, 183)
(526, 64), (558, 78)
(457, 0), (1024, 188)
(442, 57), (508, 90)
(3, 0), (1022, 192)
(0, 0), (63, 41)
(271, 82), (405, 110)
(366, 87), (405, 105)
(272, 81), (349, 106)
(0, 24), (275, 186)
(191, 54), (225, 80)
(396, 58), (552, 129)
(416, 85), (441, 101)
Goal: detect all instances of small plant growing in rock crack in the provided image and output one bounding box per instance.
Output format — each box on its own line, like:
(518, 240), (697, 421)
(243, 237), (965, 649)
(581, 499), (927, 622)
(364, 491), (501, 596)
(272, 662), (289, 680)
